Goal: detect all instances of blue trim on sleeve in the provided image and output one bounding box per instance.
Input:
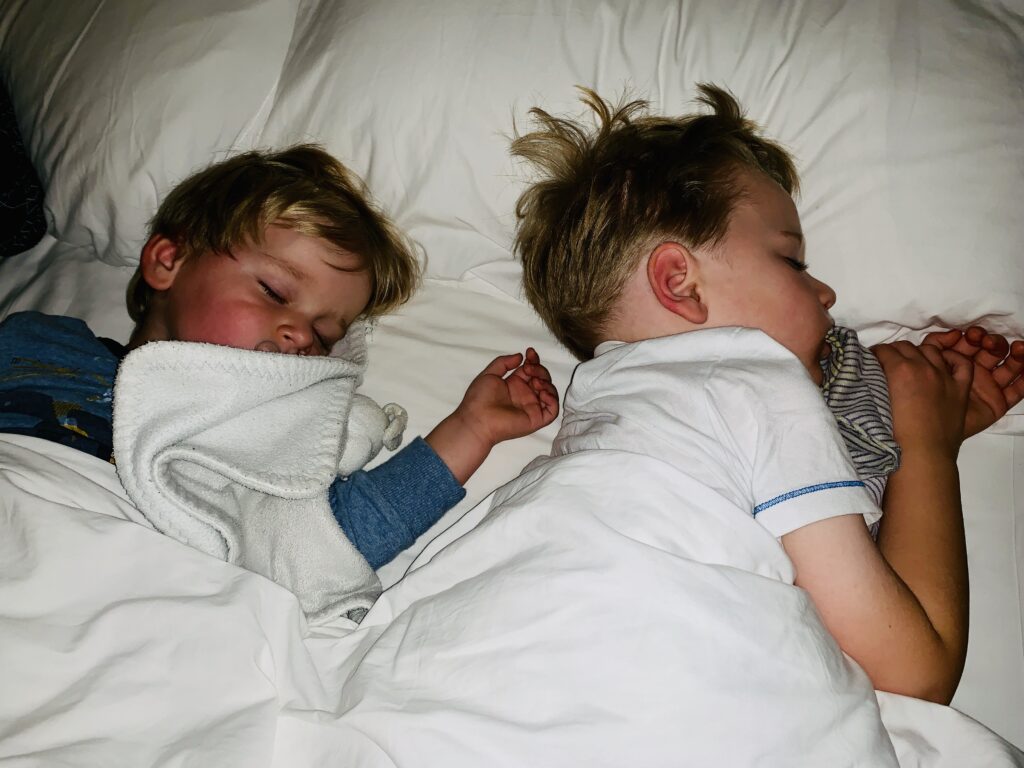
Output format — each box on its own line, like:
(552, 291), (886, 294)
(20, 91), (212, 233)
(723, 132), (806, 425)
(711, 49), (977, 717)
(752, 480), (865, 517)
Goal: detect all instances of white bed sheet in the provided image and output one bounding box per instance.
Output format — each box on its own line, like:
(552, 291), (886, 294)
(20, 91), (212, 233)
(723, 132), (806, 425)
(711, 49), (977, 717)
(1, 431), (1021, 766)
(0, 241), (1022, 750)
(0, 434), (322, 765)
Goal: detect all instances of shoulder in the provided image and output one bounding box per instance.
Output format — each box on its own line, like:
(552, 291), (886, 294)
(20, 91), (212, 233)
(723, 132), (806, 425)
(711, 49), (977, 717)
(0, 311), (115, 368)
(704, 328), (824, 416)
(564, 328), (824, 424)
(574, 328), (761, 387)
(0, 310), (96, 340)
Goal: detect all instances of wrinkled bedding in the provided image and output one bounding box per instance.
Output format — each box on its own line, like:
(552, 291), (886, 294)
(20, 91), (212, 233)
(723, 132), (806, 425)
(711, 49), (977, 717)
(2, 433), (1020, 766)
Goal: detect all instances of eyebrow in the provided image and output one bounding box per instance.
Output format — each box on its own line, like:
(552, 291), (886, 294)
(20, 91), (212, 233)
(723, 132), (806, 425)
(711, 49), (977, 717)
(780, 230), (804, 244)
(324, 261), (366, 274)
(261, 251), (307, 281)
(321, 247), (367, 274)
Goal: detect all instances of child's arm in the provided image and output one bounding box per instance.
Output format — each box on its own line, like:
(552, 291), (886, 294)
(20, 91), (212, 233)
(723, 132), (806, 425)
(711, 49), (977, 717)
(782, 343), (973, 704)
(426, 347), (559, 484)
(328, 348), (557, 571)
(921, 326), (1024, 437)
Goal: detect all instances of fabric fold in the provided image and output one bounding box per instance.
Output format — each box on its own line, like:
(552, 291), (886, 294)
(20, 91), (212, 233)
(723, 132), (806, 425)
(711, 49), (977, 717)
(112, 320), (403, 624)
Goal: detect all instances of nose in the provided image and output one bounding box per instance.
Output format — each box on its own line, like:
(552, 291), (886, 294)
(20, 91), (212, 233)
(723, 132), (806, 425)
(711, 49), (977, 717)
(813, 275), (837, 311)
(276, 320), (314, 355)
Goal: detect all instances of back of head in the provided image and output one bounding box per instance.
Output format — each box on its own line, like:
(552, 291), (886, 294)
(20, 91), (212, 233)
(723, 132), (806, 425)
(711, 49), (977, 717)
(127, 144), (419, 323)
(512, 84), (799, 361)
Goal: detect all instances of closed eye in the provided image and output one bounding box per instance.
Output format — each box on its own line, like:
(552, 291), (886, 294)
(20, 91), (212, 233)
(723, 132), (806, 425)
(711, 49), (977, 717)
(259, 281), (286, 304)
(785, 257), (808, 272)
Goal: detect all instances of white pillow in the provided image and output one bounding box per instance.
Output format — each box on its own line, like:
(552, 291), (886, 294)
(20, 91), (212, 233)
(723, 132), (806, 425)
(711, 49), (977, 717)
(0, 0), (298, 266)
(258, 0), (1024, 335)
(2, 0), (1021, 335)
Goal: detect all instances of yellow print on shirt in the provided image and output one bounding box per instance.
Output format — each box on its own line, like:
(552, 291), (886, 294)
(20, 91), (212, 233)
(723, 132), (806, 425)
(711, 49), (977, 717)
(51, 400), (90, 437)
(4, 357), (110, 386)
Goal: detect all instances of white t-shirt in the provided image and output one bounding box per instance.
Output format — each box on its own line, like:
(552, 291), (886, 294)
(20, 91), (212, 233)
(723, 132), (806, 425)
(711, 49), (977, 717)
(558, 327), (881, 541)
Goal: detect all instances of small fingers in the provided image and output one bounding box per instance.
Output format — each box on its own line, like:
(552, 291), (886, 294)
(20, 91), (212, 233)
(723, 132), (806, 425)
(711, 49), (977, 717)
(915, 343), (973, 394)
(517, 376), (559, 425)
(940, 348), (975, 391)
(921, 328), (963, 350)
(505, 348), (548, 383)
(930, 325), (991, 361)
(916, 342), (949, 370)
(880, 340), (946, 370)
(993, 339), (1024, 396)
(952, 325), (1009, 370)
(872, 340), (918, 366)
(1004, 373), (1024, 411)
(963, 325), (987, 347)
(974, 331), (1010, 370)
(531, 376), (559, 398)
(483, 352), (525, 378)
(890, 340), (923, 359)
(524, 348), (550, 379)
(537, 385), (560, 421)
(880, 339), (964, 377)
(522, 361), (553, 381)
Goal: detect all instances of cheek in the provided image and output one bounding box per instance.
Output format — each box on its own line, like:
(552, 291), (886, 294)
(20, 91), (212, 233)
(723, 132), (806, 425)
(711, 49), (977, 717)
(766, 285), (821, 349)
(172, 297), (266, 348)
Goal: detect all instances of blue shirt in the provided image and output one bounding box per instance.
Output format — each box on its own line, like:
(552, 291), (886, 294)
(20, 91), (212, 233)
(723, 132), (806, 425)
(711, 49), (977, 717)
(0, 311), (465, 568)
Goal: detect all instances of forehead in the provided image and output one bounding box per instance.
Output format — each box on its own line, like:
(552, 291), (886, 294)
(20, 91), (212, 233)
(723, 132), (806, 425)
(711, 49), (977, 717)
(728, 170), (801, 233)
(261, 225), (365, 272)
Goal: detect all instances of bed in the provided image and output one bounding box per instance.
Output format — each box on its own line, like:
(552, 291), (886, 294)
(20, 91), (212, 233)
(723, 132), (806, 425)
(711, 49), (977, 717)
(1, 0), (1022, 764)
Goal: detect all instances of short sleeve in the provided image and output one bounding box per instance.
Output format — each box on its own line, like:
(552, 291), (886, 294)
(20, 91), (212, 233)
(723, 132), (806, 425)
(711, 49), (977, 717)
(707, 349), (880, 538)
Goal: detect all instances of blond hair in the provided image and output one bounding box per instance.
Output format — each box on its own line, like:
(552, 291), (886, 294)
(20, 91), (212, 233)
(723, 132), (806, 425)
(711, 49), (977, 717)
(512, 84), (799, 360)
(127, 144), (419, 322)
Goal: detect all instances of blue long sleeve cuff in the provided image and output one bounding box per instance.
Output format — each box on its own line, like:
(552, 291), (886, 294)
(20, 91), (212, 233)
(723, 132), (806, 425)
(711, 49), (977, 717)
(329, 436), (466, 569)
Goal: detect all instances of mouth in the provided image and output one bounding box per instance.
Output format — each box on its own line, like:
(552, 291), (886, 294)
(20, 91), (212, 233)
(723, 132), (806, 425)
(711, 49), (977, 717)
(818, 339), (832, 361)
(817, 322), (837, 361)
(254, 340), (282, 354)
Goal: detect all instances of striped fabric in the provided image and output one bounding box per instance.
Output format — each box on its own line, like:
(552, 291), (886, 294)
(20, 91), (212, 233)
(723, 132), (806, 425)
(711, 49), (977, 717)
(819, 326), (900, 533)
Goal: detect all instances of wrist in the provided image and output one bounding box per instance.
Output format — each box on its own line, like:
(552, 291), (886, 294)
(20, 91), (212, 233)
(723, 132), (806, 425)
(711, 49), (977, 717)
(446, 405), (497, 455)
(894, 440), (960, 469)
(425, 408), (495, 487)
(893, 423), (963, 463)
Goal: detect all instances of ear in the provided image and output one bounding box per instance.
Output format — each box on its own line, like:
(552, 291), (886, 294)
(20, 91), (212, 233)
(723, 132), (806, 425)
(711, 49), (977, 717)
(139, 234), (186, 291)
(646, 241), (708, 325)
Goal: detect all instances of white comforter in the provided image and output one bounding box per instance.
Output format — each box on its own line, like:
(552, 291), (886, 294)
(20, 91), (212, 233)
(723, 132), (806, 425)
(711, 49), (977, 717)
(1, 434), (1020, 767)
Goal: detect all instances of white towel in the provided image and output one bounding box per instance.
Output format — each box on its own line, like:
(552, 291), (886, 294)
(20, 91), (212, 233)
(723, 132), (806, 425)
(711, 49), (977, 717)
(112, 320), (404, 624)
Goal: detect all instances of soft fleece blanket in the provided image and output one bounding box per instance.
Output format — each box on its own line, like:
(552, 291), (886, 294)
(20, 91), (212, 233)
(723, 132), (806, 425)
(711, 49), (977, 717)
(112, 320), (403, 624)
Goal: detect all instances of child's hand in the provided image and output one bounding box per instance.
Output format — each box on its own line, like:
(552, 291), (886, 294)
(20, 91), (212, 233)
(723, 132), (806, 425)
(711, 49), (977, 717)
(457, 347), (560, 445)
(426, 348), (559, 485)
(872, 341), (973, 459)
(921, 327), (1024, 438)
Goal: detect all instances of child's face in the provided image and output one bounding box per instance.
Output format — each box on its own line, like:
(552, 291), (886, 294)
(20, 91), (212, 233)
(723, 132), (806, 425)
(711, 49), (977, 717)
(699, 171), (837, 384)
(156, 225), (372, 355)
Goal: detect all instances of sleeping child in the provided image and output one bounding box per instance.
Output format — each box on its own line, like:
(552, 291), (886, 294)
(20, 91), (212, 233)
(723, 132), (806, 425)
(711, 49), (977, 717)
(0, 144), (559, 619)
(510, 84), (1024, 705)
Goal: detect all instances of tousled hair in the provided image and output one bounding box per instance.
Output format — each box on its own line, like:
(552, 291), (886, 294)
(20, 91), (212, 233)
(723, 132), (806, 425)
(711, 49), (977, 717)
(512, 84), (799, 361)
(127, 144), (419, 322)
